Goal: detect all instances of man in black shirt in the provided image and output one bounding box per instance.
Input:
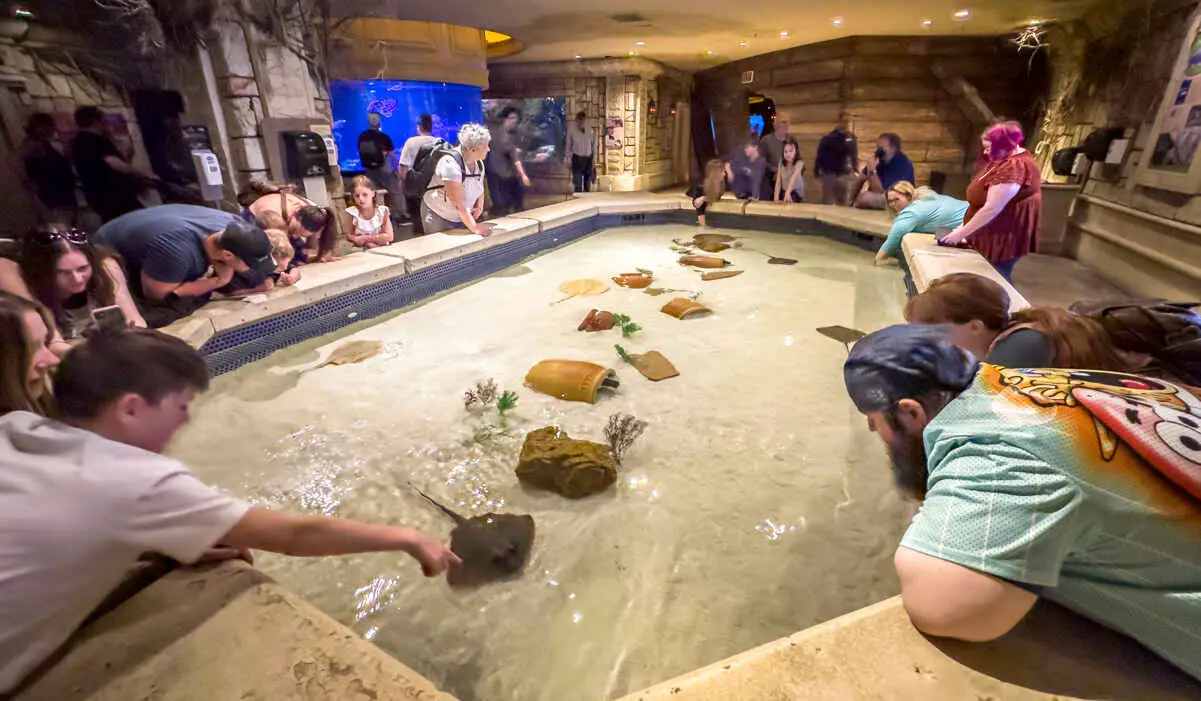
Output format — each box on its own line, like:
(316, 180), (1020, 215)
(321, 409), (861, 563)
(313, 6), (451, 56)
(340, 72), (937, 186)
(814, 124), (858, 206)
(70, 106), (157, 223)
(358, 112), (398, 208)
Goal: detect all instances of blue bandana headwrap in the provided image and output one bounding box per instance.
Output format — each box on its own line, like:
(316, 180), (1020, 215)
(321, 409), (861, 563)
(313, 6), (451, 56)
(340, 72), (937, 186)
(843, 324), (980, 413)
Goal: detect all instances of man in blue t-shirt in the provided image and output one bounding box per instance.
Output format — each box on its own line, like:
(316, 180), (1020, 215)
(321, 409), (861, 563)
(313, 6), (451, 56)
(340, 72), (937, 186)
(854, 132), (914, 210)
(96, 204), (275, 325)
(843, 324), (1201, 683)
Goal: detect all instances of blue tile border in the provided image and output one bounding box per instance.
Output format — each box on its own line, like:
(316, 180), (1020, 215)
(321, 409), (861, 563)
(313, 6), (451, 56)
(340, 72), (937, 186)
(201, 210), (878, 375)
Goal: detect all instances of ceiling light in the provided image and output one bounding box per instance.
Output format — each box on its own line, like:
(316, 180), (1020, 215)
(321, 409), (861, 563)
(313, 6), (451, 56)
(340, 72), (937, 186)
(706, 50), (714, 56)
(635, 41), (645, 46)
(1027, 18), (1044, 26)
(921, 19), (933, 28)
(832, 17), (843, 27)
(780, 31), (789, 38)
(13, 6), (33, 18)
(575, 55), (582, 59)
(738, 41), (748, 47)
(628, 51), (636, 56)
(953, 9), (970, 20)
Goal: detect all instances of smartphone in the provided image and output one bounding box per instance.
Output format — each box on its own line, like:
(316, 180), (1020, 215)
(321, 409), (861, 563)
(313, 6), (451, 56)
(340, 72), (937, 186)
(91, 305), (126, 332)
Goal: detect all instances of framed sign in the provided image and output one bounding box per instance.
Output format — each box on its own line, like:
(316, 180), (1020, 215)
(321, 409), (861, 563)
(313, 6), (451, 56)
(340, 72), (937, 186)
(1138, 5), (1201, 192)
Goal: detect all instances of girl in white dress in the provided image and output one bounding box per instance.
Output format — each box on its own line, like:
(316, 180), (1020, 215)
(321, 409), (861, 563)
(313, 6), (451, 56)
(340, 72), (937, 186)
(344, 175), (394, 250)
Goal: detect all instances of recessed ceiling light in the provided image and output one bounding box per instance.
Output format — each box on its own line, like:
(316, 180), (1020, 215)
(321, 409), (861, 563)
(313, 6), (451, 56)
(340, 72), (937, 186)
(780, 31), (789, 38)
(921, 18), (933, 27)
(628, 51), (636, 56)
(738, 41), (748, 47)
(13, 6), (33, 18)
(706, 50), (714, 55)
(832, 17), (843, 26)
(953, 9), (970, 20)
(575, 54), (583, 59)
(635, 41), (645, 46)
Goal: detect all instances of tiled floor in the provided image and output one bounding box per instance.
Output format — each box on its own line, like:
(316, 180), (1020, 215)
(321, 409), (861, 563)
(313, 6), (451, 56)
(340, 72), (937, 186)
(1012, 253), (1135, 308)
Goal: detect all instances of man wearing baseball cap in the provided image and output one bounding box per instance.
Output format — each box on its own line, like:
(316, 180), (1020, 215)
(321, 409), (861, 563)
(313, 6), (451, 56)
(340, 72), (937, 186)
(844, 324), (1201, 681)
(96, 204), (275, 326)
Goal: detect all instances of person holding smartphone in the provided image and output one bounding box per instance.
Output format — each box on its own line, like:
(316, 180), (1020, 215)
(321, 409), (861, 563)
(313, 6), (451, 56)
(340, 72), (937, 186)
(854, 133), (914, 210)
(0, 226), (145, 355)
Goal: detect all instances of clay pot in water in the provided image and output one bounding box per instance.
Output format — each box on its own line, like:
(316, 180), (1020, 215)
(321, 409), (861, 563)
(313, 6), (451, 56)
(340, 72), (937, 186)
(612, 272), (653, 289)
(693, 240), (730, 253)
(578, 309), (616, 332)
(660, 297), (711, 320)
(678, 255), (729, 269)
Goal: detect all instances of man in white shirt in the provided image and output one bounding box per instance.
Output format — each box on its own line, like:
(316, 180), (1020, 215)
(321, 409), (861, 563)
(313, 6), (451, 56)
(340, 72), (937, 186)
(0, 330), (459, 694)
(398, 114), (439, 233)
(564, 111), (594, 193)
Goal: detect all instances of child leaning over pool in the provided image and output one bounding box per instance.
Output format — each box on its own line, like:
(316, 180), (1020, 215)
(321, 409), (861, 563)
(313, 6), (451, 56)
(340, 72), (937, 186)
(343, 175), (394, 250)
(686, 159), (727, 227)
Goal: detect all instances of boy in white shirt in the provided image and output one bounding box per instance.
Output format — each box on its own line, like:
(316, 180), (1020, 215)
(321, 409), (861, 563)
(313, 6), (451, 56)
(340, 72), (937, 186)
(0, 329), (458, 694)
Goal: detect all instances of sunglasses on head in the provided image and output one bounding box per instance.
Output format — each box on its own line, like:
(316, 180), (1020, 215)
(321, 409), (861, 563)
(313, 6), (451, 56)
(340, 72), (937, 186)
(32, 228), (88, 246)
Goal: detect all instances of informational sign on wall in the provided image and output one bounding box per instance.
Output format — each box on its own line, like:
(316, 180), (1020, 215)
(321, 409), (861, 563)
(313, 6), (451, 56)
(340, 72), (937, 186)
(1148, 32), (1201, 173)
(605, 117), (624, 149)
(1138, 6), (1201, 193)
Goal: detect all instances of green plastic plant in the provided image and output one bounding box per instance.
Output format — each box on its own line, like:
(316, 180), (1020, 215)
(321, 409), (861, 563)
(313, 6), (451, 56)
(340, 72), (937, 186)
(496, 390), (519, 426)
(615, 344), (634, 364)
(611, 314), (642, 338)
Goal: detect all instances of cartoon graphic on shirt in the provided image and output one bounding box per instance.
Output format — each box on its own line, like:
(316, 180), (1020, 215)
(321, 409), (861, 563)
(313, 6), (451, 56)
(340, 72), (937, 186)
(995, 366), (1201, 499)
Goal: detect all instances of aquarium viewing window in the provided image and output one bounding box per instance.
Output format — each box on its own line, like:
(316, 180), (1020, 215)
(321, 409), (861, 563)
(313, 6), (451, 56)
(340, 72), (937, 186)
(482, 97), (568, 164)
(330, 79), (483, 172)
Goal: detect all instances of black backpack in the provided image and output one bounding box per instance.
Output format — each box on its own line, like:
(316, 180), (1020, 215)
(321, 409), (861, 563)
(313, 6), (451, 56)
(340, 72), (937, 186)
(1070, 300), (1201, 385)
(404, 139), (483, 198)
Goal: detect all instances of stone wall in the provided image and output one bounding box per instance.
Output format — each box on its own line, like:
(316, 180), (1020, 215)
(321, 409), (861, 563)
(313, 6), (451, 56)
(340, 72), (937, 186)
(1048, 0), (1201, 299)
(694, 36), (1045, 198)
(0, 23), (149, 231)
(486, 58), (690, 192)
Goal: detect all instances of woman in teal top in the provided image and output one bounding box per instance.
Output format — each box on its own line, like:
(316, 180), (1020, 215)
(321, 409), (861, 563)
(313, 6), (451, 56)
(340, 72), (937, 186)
(875, 182), (969, 264)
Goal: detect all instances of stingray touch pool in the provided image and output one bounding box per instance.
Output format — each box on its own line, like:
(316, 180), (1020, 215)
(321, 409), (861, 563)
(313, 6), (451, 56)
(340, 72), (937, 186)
(170, 224), (912, 700)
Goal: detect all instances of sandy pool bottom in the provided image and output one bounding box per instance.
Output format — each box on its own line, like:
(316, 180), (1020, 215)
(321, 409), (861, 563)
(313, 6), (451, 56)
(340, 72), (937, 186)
(170, 224), (912, 700)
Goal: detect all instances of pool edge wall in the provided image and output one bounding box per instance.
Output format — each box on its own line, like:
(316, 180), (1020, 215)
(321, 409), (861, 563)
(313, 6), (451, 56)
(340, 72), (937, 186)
(31, 196), (1186, 700)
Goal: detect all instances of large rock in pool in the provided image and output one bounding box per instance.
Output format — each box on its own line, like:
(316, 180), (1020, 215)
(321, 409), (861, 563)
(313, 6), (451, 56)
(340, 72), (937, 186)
(516, 426), (617, 498)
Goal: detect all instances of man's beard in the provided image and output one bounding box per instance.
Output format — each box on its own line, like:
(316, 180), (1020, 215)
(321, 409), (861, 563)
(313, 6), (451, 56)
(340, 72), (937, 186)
(887, 429), (930, 501)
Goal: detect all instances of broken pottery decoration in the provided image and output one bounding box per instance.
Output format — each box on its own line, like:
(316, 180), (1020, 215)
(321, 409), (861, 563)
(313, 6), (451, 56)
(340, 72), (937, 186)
(678, 255), (730, 269)
(629, 350), (679, 381)
(525, 360), (620, 403)
(552, 279), (609, 305)
(701, 270), (744, 281)
(693, 233), (737, 245)
(612, 272), (654, 289)
(660, 297), (711, 320)
(693, 240), (730, 253)
(315, 340), (383, 369)
(578, 309), (617, 332)
(516, 426), (618, 498)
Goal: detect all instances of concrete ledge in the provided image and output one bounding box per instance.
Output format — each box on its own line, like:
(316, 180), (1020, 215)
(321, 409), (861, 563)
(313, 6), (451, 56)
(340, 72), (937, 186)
(515, 199), (599, 230)
(368, 216), (541, 272)
(13, 562), (456, 701)
(902, 233), (1030, 312)
(622, 596), (1201, 701)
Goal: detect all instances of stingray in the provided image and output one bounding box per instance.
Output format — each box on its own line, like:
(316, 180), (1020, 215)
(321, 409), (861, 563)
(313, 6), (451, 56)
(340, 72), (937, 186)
(413, 488), (535, 587)
(551, 279), (609, 305)
(816, 326), (867, 353)
(308, 340), (383, 372)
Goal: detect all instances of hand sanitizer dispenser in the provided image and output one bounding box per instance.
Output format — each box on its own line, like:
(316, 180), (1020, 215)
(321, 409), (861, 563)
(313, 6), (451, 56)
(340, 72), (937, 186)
(181, 125), (223, 204)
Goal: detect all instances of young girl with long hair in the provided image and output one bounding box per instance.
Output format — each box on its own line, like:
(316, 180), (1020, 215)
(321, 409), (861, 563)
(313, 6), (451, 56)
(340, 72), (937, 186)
(0, 226), (145, 353)
(774, 139), (805, 203)
(687, 159), (727, 227)
(343, 175), (394, 250)
(0, 291), (59, 416)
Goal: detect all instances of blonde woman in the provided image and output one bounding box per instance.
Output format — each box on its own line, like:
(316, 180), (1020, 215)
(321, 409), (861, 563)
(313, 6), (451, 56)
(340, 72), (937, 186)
(876, 181), (968, 264)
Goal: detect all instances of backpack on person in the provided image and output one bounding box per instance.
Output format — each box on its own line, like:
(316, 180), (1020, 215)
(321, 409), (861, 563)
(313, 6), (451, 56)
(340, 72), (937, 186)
(404, 139), (483, 198)
(1069, 300), (1201, 385)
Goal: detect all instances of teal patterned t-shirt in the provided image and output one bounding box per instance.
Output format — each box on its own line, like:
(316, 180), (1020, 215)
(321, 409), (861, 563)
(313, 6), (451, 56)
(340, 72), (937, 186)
(901, 364), (1201, 680)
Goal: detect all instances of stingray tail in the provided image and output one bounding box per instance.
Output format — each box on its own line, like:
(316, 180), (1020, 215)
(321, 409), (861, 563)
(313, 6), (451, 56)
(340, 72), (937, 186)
(410, 484), (465, 523)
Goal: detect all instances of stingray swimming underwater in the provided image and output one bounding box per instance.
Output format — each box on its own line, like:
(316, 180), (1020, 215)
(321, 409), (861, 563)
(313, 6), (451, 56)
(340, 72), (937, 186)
(413, 488), (535, 587)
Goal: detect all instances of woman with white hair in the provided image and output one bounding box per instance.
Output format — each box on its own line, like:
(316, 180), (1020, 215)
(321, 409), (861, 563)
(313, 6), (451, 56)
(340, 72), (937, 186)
(421, 123), (493, 236)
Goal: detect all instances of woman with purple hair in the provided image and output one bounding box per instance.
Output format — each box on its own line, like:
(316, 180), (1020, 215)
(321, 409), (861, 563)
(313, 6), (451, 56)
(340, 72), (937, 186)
(940, 121), (1042, 282)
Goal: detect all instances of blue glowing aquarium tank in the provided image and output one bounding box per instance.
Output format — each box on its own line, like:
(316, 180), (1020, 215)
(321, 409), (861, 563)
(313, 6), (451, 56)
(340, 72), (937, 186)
(329, 80), (483, 172)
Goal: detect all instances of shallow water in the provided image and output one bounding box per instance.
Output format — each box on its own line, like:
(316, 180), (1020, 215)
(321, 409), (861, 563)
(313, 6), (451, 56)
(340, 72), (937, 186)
(171, 225), (911, 700)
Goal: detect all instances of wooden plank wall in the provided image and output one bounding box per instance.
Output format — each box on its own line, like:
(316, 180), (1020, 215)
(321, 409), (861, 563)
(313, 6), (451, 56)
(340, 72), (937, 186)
(695, 36), (1041, 197)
